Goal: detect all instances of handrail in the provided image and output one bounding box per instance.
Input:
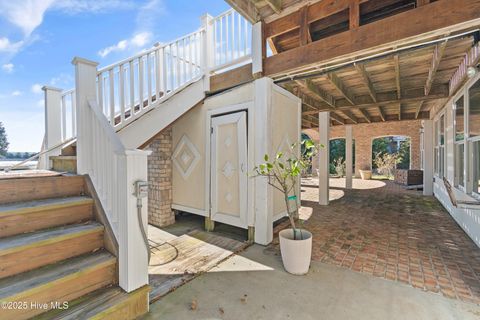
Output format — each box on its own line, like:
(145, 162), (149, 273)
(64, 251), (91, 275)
(2, 137), (75, 172)
(87, 99), (125, 153)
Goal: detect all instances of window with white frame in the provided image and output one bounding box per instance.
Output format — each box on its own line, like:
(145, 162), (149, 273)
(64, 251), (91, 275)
(454, 95), (465, 188)
(468, 78), (480, 195)
(434, 114), (445, 178)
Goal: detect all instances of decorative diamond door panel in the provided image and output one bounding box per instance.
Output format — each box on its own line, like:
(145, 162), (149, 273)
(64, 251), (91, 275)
(210, 111), (247, 228)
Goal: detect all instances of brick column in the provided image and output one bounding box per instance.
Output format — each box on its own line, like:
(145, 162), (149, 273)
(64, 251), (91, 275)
(147, 126), (174, 227)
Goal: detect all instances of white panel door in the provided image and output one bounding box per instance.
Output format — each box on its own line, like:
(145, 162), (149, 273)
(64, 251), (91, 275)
(210, 111), (248, 228)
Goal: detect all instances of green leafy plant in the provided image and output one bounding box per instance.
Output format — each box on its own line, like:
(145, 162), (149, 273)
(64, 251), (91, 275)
(373, 152), (401, 179)
(252, 140), (319, 239)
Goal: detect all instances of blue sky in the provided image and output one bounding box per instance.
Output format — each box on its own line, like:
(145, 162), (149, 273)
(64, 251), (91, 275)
(0, 0), (230, 152)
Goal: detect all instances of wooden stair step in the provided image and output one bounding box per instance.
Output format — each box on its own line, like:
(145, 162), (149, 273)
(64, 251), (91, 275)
(0, 196), (93, 238)
(0, 251), (116, 320)
(0, 175), (86, 204)
(50, 156), (77, 174)
(36, 285), (150, 320)
(0, 222), (104, 279)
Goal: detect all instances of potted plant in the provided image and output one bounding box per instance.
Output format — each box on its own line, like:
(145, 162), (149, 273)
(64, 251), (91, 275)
(253, 140), (319, 275)
(359, 166), (372, 180)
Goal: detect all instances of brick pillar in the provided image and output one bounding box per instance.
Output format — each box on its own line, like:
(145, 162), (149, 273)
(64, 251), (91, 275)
(147, 127), (174, 227)
(355, 135), (372, 176)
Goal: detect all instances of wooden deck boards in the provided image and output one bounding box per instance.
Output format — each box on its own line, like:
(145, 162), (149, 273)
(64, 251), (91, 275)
(148, 229), (249, 302)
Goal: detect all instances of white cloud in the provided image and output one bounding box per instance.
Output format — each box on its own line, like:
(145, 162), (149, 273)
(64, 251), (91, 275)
(0, 0), (55, 36)
(11, 90), (22, 96)
(1, 63), (14, 73)
(31, 84), (43, 94)
(98, 32), (152, 58)
(53, 0), (135, 14)
(0, 37), (24, 53)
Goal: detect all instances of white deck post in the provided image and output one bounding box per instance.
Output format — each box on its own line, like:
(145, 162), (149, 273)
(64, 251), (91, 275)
(42, 86), (63, 169)
(118, 150), (151, 292)
(254, 78), (273, 245)
(201, 14), (214, 92)
(72, 57), (99, 175)
(319, 112), (330, 205)
(345, 125), (353, 189)
(252, 22), (263, 77)
(422, 120), (434, 195)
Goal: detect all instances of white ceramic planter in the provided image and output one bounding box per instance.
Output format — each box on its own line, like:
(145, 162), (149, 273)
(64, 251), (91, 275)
(279, 229), (312, 275)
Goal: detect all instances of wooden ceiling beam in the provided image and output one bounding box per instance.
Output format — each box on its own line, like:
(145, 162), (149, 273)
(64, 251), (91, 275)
(415, 101), (424, 119)
(416, 0), (431, 6)
(326, 72), (355, 105)
(330, 112), (346, 125)
(357, 108), (372, 123)
(265, 0), (282, 14)
(342, 110), (358, 124)
(224, 0), (260, 23)
(398, 103), (402, 120)
(265, 0), (369, 39)
(354, 63), (377, 102)
(425, 41), (448, 96)
(393, 54), (401, 99)
(295, 80), (337, 109)
(299, 5), (312, 46)
(264, 0), (480, 77)
(377, 106), (386, 122)
(349, 0), (360, 29)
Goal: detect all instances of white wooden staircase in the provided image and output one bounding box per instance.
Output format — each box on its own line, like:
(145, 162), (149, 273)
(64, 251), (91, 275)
(0, 175), (149, 320)
(12, 7), (255, 319)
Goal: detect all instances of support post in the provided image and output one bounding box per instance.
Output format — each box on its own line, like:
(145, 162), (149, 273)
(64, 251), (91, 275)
(254, 78), (273, 245)
(42, 86), (63, 169)
(345, 125), (353, 189)
(319, 112), (330, 205)
(252, 22), (263, 78)
(201, 14), (214, 92)
(72, 57), (99, 175)
(119, 150), (151, 292)
(422, 120), (434, 195)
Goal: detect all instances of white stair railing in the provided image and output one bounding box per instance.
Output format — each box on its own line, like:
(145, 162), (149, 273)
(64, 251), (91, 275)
(96, 29), (205, 131)
(73, 57), (151, 293)
(212, 9), (252, 71)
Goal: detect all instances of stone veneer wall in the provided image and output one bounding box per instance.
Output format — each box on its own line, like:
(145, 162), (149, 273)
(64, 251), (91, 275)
(146, 126), (175, 227)
(304, 120), (422, 176)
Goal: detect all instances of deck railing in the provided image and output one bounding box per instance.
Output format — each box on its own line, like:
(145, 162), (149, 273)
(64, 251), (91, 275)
(96, 29), (205, 131)
(212, 9), (252, 70)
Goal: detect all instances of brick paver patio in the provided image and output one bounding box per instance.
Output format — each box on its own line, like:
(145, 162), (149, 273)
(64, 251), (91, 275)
(270, 178), (480, 305)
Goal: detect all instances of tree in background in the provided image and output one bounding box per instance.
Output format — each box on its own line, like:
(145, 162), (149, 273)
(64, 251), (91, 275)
(0, 122), (9, 157)
(372, 136), (410, 170)
(329, 138), (355, 174)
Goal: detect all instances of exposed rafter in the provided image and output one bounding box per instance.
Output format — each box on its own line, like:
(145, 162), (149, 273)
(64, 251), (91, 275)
(377, 106), (386, 122)
(398, 103), (402, 120)
(357, 108), (372, 123)
(296, 80), (337, 109)
(342, 110), (358, 124)
(393, 54), (401, 99)
(330, 113), (346, 125)
(425, 41), (448, 96)
(299, 5), (312, 46)
(264, 0), (282, 14)
(327, 73), (355, 105)
(415, 101), (424, 119)
(354, 63), (377, 103)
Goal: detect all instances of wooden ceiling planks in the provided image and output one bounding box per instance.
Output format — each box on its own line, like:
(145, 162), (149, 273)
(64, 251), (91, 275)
(283, 37), (474, 127)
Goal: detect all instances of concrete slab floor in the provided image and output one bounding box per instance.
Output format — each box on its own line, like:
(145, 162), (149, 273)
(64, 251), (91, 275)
(143, 245), (480, 320)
